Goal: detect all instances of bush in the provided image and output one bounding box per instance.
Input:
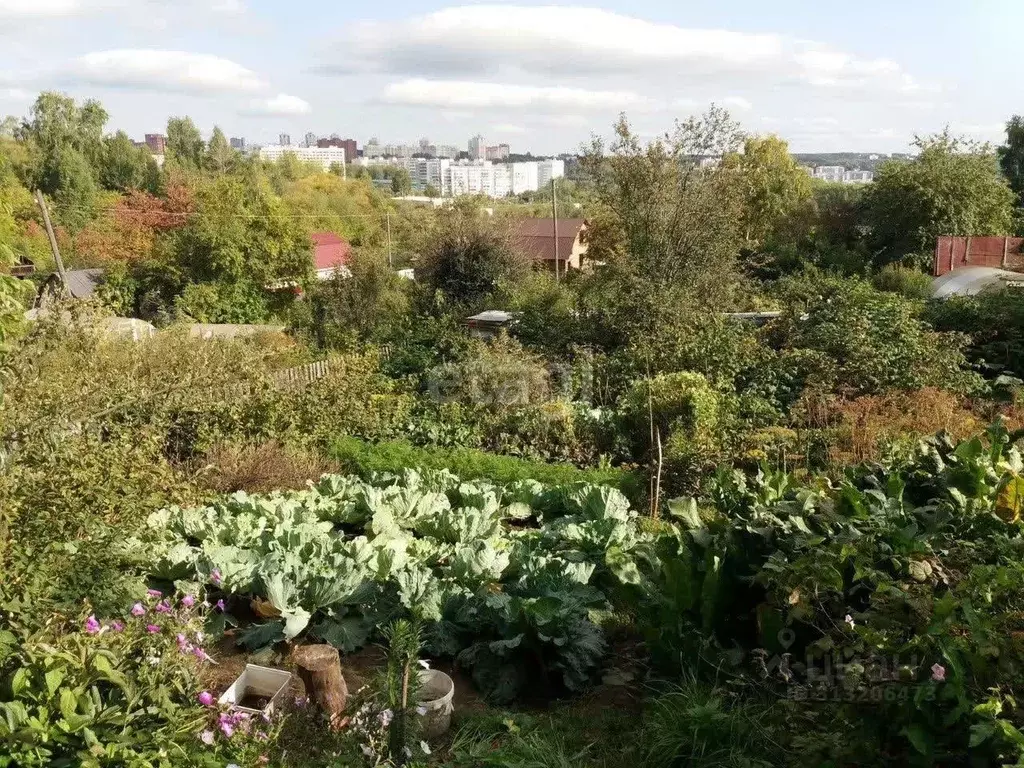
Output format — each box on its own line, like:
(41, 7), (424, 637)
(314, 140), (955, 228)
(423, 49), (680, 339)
(871, 264), (934, 300)
(924, 289), (1024, 378)
(330, 435), (642, 501)
(620, 371), (720, 453)
(769, 277), (982, 396)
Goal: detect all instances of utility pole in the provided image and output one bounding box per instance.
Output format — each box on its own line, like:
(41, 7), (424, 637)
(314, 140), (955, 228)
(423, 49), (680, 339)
(386, 211), (393, 268)
(551, 177), (559, 282)
(35, 189), (68, 293)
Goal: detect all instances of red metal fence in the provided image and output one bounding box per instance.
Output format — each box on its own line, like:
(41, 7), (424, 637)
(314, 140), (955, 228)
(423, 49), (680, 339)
(933, 236), (1024, 277)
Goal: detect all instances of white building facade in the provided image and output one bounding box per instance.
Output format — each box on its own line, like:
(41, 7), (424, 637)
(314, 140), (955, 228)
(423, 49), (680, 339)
(353, 156), (565, 198)
(259, 145), (347, 171)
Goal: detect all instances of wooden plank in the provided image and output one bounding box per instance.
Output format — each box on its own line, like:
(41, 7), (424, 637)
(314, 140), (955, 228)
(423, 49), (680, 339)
(1004, 237), (1010, 268)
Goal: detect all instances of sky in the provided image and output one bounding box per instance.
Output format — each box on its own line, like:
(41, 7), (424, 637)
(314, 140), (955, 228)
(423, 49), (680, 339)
(0, 0), (1019, 155)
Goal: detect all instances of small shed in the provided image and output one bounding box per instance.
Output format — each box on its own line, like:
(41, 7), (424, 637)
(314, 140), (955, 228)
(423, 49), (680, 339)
(464, 310), (518, 340)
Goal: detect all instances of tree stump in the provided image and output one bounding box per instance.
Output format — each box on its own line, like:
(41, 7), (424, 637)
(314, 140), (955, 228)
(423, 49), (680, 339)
(294, 644), (348, 726)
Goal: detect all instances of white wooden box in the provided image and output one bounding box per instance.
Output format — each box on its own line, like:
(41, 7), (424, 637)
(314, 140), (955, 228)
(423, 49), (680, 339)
(218, 663), (292, 716)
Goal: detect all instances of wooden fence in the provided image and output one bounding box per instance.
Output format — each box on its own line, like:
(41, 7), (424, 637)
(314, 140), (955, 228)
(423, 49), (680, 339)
(271, 358), (336, 389)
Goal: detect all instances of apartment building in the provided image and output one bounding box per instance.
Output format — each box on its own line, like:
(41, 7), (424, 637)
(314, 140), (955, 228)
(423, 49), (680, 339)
(259, 145), (346, 170)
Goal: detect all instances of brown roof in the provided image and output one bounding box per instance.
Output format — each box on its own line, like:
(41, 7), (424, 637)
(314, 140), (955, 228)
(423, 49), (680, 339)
(515, 218), (586, 262)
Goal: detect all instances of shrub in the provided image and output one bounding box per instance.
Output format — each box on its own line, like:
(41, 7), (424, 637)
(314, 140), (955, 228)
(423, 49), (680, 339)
(330, 436), (642, 500)
(924, 289), (1024, 378)
(620, 372), (720, 453)
(872, 264), (934, 300)
(769, 277), (982, 396)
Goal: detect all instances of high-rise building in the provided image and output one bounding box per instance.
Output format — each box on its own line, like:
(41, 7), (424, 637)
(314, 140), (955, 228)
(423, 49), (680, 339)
(229, 137), (246, 151)
(279, 133), (292, 147)
(304, 132), (318, 148)
(468, 135), (485, 160)
(537, 159), (565, 188)
(144, 134), (166, 154)
(485, 144), (510, 161)
(318, 137), (357, 161)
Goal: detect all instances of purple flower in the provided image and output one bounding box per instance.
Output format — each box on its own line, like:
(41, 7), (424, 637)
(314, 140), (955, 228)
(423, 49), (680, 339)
(111, 621), (124, 632)
(210, 568), (222, 586)
(176, 633), (192, 653)
(219, 721), (234, 738)
(84, 615), (101, 635)
(198, 691), (215, 707)
(130, 602), (146, 617)
(181, 594), (196, 608)
(147, 589), (162, 598)
(146, 624), (161, 633)
(931, 663), (946, 682)
(193, 647), (211, 662)
(294, 695), (307, 708)
(199, 730), (215, 746)
(154, 600), (172, 614)
(215, 599), (226, 612)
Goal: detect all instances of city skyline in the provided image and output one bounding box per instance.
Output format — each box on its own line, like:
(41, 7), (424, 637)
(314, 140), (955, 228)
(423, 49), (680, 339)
(0, 2), (1019, 153)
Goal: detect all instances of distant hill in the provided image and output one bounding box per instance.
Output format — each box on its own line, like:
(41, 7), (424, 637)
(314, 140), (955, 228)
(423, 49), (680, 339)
(792, 153), (914, 172)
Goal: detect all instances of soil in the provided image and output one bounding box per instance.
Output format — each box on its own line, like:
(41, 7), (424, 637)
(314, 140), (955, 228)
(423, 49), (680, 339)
(238, 692), (273, 710)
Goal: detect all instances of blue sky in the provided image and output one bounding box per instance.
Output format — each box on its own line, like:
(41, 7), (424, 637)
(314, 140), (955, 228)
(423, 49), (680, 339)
(0, 0), (1018, 154)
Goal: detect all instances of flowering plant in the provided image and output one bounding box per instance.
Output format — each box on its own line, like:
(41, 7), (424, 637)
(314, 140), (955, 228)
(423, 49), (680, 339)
(0, 590), (216, 766)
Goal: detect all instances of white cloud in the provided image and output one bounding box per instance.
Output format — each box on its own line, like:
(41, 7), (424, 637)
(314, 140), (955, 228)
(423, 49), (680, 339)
(241, 93), (312, 116)
(382, 78), (649, 111)
(323, 5), (928, 98)
(71, 50), (266, 93)
(491, 123), (526, 134)
(721, 96), (753, 111)
(0, 0), (243, 19)
(0, 87), (32, 100)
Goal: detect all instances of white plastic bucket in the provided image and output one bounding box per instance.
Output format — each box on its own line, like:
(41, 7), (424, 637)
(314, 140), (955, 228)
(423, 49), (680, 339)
(417, 669), (454, 738)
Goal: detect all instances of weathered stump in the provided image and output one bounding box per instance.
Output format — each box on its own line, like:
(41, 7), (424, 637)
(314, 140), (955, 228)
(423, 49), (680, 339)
(294, 644), (348, 725)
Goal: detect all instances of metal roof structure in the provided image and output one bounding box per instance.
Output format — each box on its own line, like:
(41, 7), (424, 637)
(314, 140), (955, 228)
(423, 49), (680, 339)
(931, 267), (1024, 299)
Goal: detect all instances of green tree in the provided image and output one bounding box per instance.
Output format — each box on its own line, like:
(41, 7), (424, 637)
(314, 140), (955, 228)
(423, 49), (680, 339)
(23, 92), (108, 196)
(304, 248), (410, 348)
(998, 115), (1024, 207)
(581, 109), (745, 302)
(390, 166), (412, 196)
(165, 116), (205, 170)
(419, 202), (528, 308)
(865, 130), (1015, 265)
(729, 134), (812, 246)
(99, 131), (158, 193)
(205, 126), (233, 173)
(50, 147), (97, 231)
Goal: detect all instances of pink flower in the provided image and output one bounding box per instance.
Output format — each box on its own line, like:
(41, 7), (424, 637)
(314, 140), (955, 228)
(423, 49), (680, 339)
(198, 691), (215, 707)
(215, 599), (226, 612)
(931, 663), (946, 682)
(181, 594), (196, 608)
(210, 568), (222, 586)
(147, 589), (162, 598)
(844, 614), (855, 629)
(130, 602), (146, 617)
(199, 730), (215, 746)
(84, 615), (101, 634)
(111, 621), (124, 632)
(219, 721), (234, 738)
(146, 624), (160, 633)
(176, 633), (192, 653)
(154, 600), (171, 614)
(193, 647), (211, 662)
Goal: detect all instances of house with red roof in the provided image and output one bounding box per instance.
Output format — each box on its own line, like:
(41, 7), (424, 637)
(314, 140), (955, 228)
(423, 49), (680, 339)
(311, 231), (352, 281)
(514, 218), (588, 272)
